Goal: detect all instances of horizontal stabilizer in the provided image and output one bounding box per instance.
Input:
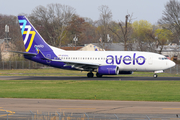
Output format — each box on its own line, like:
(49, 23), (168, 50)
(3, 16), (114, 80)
(8, 51), (37, 56)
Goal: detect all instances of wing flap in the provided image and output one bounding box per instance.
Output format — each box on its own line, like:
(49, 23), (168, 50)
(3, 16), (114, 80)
(52, 59), (100, 70)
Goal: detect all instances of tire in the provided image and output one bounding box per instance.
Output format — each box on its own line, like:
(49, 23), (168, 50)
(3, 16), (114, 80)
(87, 73), (94, 78)
(96, 73), (102, 78)
(153, 74), (158, 78)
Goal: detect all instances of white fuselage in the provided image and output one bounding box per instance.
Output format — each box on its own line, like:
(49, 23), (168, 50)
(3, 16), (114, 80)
(52, 47), (175, 72)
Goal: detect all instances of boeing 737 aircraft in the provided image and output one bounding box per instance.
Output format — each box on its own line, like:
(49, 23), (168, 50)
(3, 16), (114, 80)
(15, 16), (175, 78)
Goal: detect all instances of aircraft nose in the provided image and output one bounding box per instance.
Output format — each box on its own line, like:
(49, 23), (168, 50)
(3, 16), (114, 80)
(169, 60), (176, 68)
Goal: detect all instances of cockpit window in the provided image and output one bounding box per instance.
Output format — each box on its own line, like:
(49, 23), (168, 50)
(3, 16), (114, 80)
(159, 57), (168, 60)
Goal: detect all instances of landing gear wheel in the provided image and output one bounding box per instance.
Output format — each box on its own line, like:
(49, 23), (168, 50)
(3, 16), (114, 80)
(87, 73), (94, 78)
(96, 73), (102, 78)
(153, 74), (158, 78)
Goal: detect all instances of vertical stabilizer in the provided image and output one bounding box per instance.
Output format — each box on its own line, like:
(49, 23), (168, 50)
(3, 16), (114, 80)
(18, 16), (52, 53)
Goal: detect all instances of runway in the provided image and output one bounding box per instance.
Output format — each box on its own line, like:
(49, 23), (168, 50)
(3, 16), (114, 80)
(0, 98), (180, 119)
(0, 76), (179, 80)
(1, 98), (180, 114)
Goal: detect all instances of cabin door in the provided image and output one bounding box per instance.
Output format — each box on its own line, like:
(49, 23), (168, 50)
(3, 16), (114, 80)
(148, 56), (153, 65)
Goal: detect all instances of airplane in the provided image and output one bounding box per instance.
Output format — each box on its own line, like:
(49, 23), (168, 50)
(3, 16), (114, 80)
(15, 16), (176, 78)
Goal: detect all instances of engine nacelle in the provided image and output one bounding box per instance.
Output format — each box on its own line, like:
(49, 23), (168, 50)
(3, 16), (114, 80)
(98, 65), (119, 75)
(119, 71), (133, 74)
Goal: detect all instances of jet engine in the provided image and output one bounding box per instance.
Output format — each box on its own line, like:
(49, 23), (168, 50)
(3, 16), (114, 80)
(98, 65), (119, 75)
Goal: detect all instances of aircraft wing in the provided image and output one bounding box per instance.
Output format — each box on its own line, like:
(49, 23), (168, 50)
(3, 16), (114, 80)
(52, 59), (100, 71)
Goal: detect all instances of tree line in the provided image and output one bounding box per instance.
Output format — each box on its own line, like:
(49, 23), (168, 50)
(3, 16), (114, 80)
(0, 0), (179, 54)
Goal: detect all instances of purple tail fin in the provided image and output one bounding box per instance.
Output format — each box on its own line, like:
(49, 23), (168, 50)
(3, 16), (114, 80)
(18, 16), (52, 53)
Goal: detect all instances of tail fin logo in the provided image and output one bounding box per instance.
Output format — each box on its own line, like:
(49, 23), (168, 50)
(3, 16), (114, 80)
(19, 19), (36, 52)
(35, 47), (40, 54)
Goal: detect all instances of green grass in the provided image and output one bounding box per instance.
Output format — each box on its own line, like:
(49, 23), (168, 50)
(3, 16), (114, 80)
(0, 80), (180, 101)
(0, 69), (87, 76)
(0, 68), (179, 101)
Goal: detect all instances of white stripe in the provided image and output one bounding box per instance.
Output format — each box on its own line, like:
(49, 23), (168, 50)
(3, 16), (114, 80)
(20, 25), (31, 45)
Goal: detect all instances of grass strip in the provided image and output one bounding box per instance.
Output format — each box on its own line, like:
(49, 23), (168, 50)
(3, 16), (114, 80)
(0, 68), (179, 77)
(0, 80), (180, 101)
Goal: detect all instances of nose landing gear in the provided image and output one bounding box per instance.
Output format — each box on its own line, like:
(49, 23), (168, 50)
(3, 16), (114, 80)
(153, 74), (158, 78)
(153, 70), (163, 78)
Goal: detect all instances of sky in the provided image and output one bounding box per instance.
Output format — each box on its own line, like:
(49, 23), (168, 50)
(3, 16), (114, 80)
(0, 0), (172, 24)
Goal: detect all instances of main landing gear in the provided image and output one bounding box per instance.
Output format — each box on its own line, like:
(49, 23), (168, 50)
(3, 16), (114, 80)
(87, 72), (94, 78)
(87, 72), (103, 78)
(96, 72), (102, 78)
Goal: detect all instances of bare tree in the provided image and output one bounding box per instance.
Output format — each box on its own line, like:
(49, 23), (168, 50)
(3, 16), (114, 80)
(29, 3), (76, 47)
(158, 0), (180, 44)
(109, 14), (133, 51)
(0, 15), (25, 60)
(97, 5), (112, 48)
(0, 15), (24, 51)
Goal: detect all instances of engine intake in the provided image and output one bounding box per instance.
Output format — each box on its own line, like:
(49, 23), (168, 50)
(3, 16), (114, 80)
(98, 65), (119, 75)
